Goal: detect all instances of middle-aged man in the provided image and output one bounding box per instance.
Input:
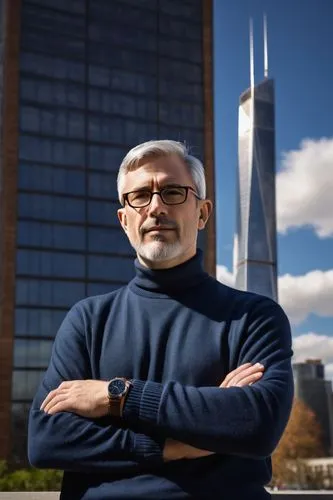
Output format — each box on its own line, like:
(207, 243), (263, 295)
(28, 140), (294, 499)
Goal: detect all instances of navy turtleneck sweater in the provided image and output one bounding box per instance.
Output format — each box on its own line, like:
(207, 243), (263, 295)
(28, 251), (294, 500)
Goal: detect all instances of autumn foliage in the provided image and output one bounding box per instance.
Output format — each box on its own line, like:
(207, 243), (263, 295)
(271, 398), (324, 487)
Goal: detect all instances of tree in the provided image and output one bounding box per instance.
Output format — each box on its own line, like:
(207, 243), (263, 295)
(271, 398), (324, 488)
(0, 461), (63, 491)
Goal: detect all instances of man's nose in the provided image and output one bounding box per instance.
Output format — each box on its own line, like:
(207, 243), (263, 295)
(147, 192), (167, 215)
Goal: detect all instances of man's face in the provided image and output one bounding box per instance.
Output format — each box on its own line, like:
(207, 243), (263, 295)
(117, 154), (212, 269)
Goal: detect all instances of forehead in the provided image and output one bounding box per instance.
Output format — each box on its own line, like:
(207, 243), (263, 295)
(122, 154), (193, 191)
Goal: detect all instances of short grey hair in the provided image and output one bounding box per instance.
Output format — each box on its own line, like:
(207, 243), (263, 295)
(117, 140), (206, 204)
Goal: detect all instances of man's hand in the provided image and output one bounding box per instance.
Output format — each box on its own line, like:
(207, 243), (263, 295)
(40, 380), (110, 418)
(163, 362), (265, 462)
(220, 362), (264, 388)
(163, 439), (214, 462)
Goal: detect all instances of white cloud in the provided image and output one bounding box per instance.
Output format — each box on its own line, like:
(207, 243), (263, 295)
(293, 333), (333, 382)
(276, 137), (333, 238)
(216, 265), (235, 287)
(216, 267), (333, 326)
(278, 269), (333, 325)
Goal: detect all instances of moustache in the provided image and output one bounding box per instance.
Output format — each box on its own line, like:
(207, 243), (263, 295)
(140, 218), (178, 235)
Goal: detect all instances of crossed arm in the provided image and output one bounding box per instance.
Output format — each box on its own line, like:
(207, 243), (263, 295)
(39, 362), (265, 462)
(28, 300), (294, 471)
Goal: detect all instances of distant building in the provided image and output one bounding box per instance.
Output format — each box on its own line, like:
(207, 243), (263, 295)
(0, 0), (216, 463)
(293, 359), (333, 456)
(233, 19), (278, 301)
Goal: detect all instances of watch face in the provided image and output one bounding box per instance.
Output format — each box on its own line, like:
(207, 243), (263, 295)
(109, 378), (126, 398)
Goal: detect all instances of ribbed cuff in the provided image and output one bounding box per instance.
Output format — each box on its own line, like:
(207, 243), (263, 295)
(123, 379), (145, 424)
(140, 380), (163, 423)
(134, 433), (165, 463)
(123, 379), (163, 428)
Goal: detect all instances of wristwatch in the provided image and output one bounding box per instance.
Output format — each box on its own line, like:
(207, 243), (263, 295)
(107, 377), (132, 418)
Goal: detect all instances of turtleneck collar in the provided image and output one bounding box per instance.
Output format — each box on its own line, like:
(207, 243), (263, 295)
(129, 249), (209, 297)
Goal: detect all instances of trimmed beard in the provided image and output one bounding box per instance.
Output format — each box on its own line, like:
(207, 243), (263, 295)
(133, 239), (184, 263)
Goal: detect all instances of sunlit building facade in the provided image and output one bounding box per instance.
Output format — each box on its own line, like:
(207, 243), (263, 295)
(0, 0), (215, 463)
(234, 78), (278, 301)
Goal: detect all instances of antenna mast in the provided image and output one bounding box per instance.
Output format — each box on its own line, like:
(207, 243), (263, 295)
(263, 14), (268, 78)
(249, 18), (255, 92)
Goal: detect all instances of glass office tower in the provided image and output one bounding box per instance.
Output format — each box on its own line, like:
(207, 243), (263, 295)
(234, 78), (278, 301)
(0, 0), (215, 463)
(293, 360), (333, 456)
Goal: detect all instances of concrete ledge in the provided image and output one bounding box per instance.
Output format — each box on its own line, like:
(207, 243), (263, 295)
(0, 492), (332, 499)
(0, 495), (59, 500)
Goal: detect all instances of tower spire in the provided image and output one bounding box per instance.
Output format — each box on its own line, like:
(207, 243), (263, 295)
(249, 18), (255, 92)
(263, 14), (268, 78)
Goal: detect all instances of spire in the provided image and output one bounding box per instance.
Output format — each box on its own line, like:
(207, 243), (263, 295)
(263, 14), (268, 78)
(249, 17), (255, 92)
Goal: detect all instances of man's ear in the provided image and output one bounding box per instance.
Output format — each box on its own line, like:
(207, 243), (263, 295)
(117, 208), (128, 233)
(198, 199), (213, 230)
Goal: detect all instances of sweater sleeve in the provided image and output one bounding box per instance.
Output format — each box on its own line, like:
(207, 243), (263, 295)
(28, 304), (164, 472)
(123, 298), (294, 459)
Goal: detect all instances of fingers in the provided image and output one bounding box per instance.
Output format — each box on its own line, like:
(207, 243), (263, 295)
(40, 385), (70, 411)
(40, 381), (76, 411)
(220, 362), (264, 388)
(40, 389), (59, 411)
(220, 363), (252, 387)
(233, 371), (263, 387)
(43, 395), (71, 415)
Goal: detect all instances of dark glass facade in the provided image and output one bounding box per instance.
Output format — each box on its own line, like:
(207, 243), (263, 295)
(0, 0), (215, 463)
(293, 361), (333, 456)
(234, 78), (278, 301)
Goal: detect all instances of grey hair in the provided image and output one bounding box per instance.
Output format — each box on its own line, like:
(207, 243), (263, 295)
(117, 140), (206, 204)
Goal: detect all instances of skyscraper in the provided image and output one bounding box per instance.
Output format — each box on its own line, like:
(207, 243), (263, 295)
(0, 0), (215, 463)
(293, 359), (333, 456)
(234, 19), (278, 301)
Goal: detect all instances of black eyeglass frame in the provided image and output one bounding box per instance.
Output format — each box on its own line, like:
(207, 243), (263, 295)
(122, 185), (201, 208)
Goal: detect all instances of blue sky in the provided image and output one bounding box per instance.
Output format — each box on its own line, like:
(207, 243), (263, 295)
(213, 0), (333, 376)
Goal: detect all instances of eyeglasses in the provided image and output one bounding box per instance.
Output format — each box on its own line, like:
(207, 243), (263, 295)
(123, 186), (200, 208)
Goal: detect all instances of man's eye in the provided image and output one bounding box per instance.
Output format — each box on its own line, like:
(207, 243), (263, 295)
(164, 188), (183, 195)
(132, 191), (150, 200)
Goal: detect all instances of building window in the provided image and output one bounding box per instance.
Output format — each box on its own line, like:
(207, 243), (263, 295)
(16, 279), (86, 307)
(160, 0), (202, 21)
(88, 227), (133, 255)
(20, 78), (86, 109)
(88, 43), (156, 74)
(158, 102), (203, 128)
(159, 14), (202, 41)
(88, 89), (157, 121)
(88, 65), (157, 96)
(12, 370), (45, 401)
(13, 339), (54, 369)
(18, 193), (85, 223)
(22, 0), (85, 14)
(87, 200), (120, 226)
(88, 172), (118, 201)
(22, 3), (86, 38)
(88, 255), (134, 282)
(17, 221), (86, 251)
(15, 308), (66, 338)
(20, 106), (85, 139)
(21, 27), (85, 60)
(18, 164), (86, 195)
(16, 249), (86, 279)
(20, 52), (85, 82)
(19, 135), (85, 166)
(90, 1), (157, 31)
(88, 144), (127, 172)
(88, 22), (157, 53)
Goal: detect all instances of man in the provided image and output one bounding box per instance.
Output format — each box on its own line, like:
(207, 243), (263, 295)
(28, 140), (294, 499)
